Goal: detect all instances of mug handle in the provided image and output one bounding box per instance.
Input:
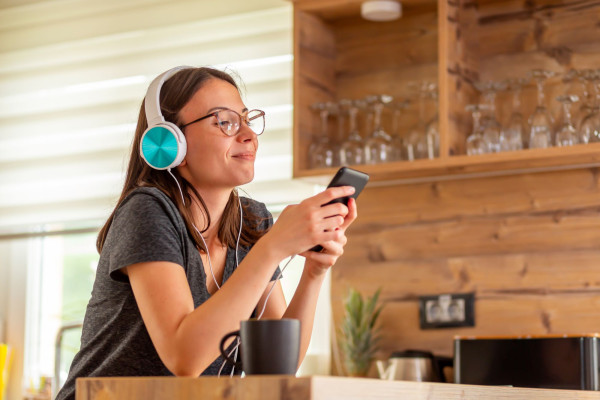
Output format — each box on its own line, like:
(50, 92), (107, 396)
(219, 330), (242, 368)
(434, 355), (453, 382)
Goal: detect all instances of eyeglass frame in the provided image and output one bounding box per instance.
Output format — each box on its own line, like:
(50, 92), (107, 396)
(179, 107), (266, 136)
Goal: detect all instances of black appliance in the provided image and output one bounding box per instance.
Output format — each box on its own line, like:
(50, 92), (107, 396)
(454, 334), (600, 390)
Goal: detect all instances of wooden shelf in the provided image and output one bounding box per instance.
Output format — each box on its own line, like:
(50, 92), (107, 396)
(292, 0), (600, 182)
(295, 143), (600, 184)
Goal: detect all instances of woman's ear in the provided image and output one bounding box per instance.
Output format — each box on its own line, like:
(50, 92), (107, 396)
(178, 157), (187, 167)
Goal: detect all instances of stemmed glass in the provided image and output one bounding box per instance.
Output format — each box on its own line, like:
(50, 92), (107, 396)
(389, 100), (410, 161)
(528, 69), (557, 149)
(405, 82), (431, 161)
(475, 81), (505, 153)
(555, 95), (579, 147)
(425, 84), (439, 159)
(364, 95), (393, 164)
(465, 104), (487, 155)
(308, 102), (336, 168)
(579, 70), (600, 144)
(574, 69), (594, 136)
(339, 99), (366, 165)
(503, 78), (527, 151)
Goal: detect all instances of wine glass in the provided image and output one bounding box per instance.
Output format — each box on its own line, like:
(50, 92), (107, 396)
(575, 69), (595, 137)
(579, 70), (600, 144)
(405, 82), (431, 160)
(308, 102), (336, 168)
(475, 81), (505, 153)
(389, 100), (410, 161)
(425, 83), (439, 159)
(465, 104), (487, 155)
(339, 99), (366, 165)
(364, 95), (393, 164)
(503, 78), (527, 151)
(528, 69), (557, 149)
(555, 94), (579, 147)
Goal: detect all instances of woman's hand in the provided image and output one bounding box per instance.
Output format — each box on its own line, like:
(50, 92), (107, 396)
(262, 186), (356, 260)
(300, 197), (357, 278)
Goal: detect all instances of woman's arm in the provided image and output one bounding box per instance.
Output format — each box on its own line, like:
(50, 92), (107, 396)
(125, 236), (282, 376)
(125, 186), (356, 376)
(258, 197), (358, 367)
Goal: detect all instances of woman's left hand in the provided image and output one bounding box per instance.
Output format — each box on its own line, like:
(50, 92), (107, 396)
(299, 197), (358, 278)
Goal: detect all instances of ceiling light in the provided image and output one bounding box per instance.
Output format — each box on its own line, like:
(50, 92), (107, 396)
(361, 0), (402, 22)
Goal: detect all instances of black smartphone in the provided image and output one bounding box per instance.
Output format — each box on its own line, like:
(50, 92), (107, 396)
(310, 167), (369, 252)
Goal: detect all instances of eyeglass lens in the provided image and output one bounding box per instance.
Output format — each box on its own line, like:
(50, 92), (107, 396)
(216, 109), (265, 136)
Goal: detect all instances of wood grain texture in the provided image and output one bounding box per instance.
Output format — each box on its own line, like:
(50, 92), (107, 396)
(293, 9), (336, 173)
(331, 167), (600, 368)
(293, 0), (600, 178)
(75, 376), (600, 400)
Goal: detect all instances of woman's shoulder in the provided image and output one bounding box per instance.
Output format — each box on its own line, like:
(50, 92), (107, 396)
(117, 187), (180, 222)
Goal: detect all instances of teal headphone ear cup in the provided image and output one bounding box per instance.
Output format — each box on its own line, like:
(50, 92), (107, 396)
(140, 122), (186, 170)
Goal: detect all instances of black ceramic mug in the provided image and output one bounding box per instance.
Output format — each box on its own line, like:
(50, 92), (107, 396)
(219, 318), (301, 375)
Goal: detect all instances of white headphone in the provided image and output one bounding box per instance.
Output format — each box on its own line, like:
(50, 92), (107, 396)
(140, 66), (191, 170)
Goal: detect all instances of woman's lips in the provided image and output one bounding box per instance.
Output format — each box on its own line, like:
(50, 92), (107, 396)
(232, 152), (255, 161)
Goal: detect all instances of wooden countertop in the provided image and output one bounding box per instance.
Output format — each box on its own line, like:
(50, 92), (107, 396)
(76, 375), (600, 400)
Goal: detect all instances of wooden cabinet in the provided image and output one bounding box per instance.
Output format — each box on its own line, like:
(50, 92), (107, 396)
(292, 0), (600, 182)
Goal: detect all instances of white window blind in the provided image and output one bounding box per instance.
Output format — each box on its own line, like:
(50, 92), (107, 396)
(0, 1), (331, 398)
(0, 0), (317, 234)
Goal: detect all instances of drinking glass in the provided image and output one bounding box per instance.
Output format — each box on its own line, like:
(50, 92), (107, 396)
(555, 95), (579, 147)
(475, 81), (505, 153)
(339, 99), (366, 165)
(528, 69), (556, 149)
(308, 102), (336, 168)
(364, 95), (393, 164)
(425, 83), (439, 159)
(503, 78), (527, 151)
(579, 70), (600, 144)
(405, 82), (431, 160)
(575, 69), (594, 134)
(389, 100), (410, 161)
(465, 104), (487, 155)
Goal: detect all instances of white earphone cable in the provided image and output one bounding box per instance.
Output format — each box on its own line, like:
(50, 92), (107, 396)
(257, 255), (294, 320)
(169, 168), (221, 290)
(168, 170), (284, 377)
(168, 169), (185, 206)
(218, 254), (294, 376)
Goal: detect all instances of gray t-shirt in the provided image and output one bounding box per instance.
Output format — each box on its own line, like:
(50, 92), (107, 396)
(56, 187), (276, 400)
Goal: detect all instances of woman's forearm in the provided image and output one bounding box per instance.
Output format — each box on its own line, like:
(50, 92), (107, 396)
(164, 237), (287, 375)
(282, 264), (328, 366)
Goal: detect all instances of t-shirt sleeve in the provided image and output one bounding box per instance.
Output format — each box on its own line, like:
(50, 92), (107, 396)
(107, 192), (185, 282)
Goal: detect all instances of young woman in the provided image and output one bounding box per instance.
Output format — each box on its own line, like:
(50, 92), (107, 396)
(56, 66), (357, 400)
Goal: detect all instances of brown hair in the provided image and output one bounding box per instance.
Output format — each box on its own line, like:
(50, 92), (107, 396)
(97, 67), (266, 254)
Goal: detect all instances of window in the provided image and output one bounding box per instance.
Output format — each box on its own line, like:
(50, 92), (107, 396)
(24, 232), (98, 394)
(0, 2), (329, 399)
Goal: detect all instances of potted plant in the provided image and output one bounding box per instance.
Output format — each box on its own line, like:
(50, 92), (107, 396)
(338, 287), (384, 377)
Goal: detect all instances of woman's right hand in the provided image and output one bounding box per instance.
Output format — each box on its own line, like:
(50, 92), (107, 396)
(263, 186), (355, 259)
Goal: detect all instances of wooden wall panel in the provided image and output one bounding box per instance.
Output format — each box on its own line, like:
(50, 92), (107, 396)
(293, 10), (336, 172)
(331, 167), (600, 369)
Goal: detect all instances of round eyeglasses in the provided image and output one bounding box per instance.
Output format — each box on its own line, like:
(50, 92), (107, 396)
(180, 108), (265, 136)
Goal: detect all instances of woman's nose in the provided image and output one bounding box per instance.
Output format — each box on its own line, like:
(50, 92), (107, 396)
(237, 123), (256, 142)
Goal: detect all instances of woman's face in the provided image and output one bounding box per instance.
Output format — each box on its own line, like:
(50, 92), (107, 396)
(177, 78), (259, 191)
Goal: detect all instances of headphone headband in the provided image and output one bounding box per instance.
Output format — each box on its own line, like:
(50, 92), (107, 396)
(145, 66), (192, 125)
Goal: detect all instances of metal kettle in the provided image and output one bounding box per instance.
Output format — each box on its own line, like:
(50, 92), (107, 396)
(376, 350), (453, 382)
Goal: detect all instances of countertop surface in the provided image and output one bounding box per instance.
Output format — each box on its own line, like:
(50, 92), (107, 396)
(76, 375), (600, 400)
